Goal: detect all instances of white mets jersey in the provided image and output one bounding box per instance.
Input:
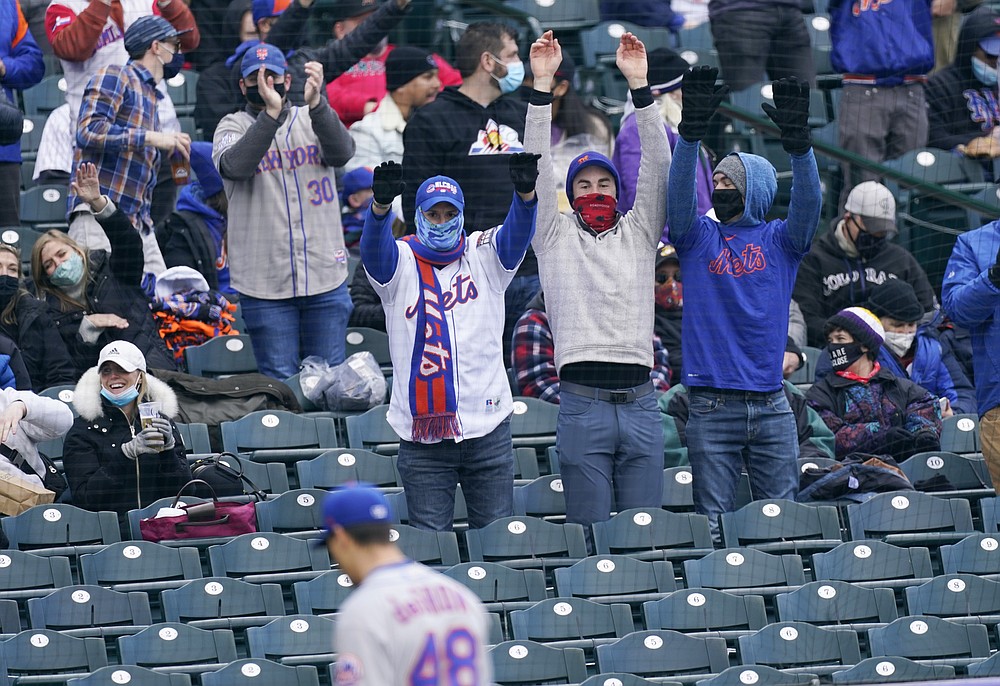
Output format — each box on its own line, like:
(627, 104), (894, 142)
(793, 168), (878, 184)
(332, 561), (493, 685)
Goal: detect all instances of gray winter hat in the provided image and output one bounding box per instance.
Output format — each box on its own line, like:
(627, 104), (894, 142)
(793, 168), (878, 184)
(714, 154), (746, 198)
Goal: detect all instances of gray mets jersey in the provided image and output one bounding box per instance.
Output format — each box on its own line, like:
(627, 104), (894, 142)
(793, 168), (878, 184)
(332, 560), (492, 685)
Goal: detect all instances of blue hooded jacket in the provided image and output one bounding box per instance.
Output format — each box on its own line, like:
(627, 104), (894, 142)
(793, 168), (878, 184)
(668, 139), (822, 391)
(0, 0), (43, 164)
(174, 183), (232, 296)
(942, 221), (1000, 416)
(829, 0), (934, 84)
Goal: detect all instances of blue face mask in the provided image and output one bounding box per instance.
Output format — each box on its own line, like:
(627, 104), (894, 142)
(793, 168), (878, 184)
(50, 252), (84, 288)
(491, 58), (525, 94)
(973, 56), (998, 86)
(101, 383), (140, 407)
(415, 210), (464, 251)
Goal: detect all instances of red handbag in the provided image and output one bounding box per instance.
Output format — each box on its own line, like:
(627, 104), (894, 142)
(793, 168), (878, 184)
(139, 479), (259, 542)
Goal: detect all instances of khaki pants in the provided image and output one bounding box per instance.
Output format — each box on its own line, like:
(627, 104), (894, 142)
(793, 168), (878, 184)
(983, 407), (1000, 490)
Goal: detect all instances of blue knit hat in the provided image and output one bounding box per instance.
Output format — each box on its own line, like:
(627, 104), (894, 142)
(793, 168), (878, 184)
(124, 16), (188, 56)
(565, 151), (620, 202)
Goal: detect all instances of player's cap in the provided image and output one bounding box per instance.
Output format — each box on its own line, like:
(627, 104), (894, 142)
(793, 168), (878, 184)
(240, 42), (287, 79)
(416, 175), (465, 213)
(342, 166), (374, 198)
(844, 181), (897, 237)
(124, 16), (190, 55)
(332, 0), (380, 22)
(97, 341), (147, 373)
(980, 34), (1000, 57)
(252, 0), (291, 24)
(316, 482), (393, 545)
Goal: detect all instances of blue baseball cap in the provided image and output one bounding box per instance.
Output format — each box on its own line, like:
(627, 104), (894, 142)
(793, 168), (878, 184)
(240, 42), (287, 79)
(124, 16), (189, 56)
(416, 175), (464, 213)
(981, 34), (1000, 57)
(252, 0), (291, 24)
(565, 151), (620, 202)
(316, 483), (393, 544)
(342, 166), (374, 198)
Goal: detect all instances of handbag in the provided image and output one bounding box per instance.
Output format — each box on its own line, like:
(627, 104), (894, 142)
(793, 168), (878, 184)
(139, 479), (259, 542)
(190, 452), (267, 499)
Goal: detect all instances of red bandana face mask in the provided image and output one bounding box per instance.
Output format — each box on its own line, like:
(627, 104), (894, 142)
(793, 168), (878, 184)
(572, 193), (618, 232)
(655, 280), (683, 310)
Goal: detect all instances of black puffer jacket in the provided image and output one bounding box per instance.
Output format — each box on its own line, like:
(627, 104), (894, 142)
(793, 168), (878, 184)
(0, 295), (77, 391)
(62, 368), (191, 525)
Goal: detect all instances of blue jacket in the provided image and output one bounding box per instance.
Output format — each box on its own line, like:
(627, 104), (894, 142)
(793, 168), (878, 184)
(0, 0), (42, 164)
(942, 221), (1000, 415)
(829, 0), (934, 85)
(668, 139), (822, 391)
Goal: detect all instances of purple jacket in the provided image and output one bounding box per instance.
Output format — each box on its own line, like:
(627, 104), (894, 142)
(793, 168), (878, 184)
(613, 115), (714, 243)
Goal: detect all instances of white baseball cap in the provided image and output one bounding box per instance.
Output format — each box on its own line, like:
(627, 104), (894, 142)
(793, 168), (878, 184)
(844, 181), (897, 237)
(97, 341), (147, 373)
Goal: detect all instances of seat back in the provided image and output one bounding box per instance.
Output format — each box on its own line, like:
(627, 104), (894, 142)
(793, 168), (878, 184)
(295, 449), (400, 489)
(0, 629), (108, 680)
(391, 524), (461, 566)
(202, 658), (320, 686)
(698, 665), (817, 686)
(293, 570), (356, 615)
(682, 548), (806, 590)
(513, 475), (566, 517)
(465, 516), (588, 562)
(510, 598), (634, 641)
(175, 422), (213, 454)
(66, 665), (193, 686)
(831, 656), (955, 684)
(254, 489), (328, 534)
(220, 410), (338, 453)
(720, 499), (842, 549)
(596, 630), (730, 677)
(643, 588), (768, 633)
(442, 562), (548, 603)
(775, 580), (898, 625)
(207, 532), (329, 577)
(904, 574), (1000, 618)
(592, 507), (713, 555)
(580, 21), (672, 68)
(900, 452), (994, 494)
(846, 491), (974, 542)
(80, 541), (202, 585)
(28, 585), (152, 630)
(20, 185), (69, 229)
(0, 549), (73, 592)
(553, 555), (676, 598)
(22, 75), (67, 115)
(813, 541), (934, 583)
(344, 327), (392, 369)
(161, 577), (285, 622)
(939, 414), (981, 454)
(941, 533), (1000, 575)
(183, 335), (258, 378)
(738, 622), (862, 669)
(867, 615), (991, 660)
(345, 405), (399, 455)
(246, 614), (337, 659)
(118, 622), (239, 667)
(504, 0), (600, 30)
(0, 599), (20, 633)
(509, 397), (558, 444)
(489, 640), (588, 685)
(662, 467), (696, 510)
(2, 504), (121, 550)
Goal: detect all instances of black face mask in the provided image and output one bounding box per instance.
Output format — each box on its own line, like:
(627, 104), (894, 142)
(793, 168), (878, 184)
(712, 188), (744, 223)
(0, 275), (17, 303)
(854, 229), (885, 260)
(245, 82), (285, 108)
(162, 51), (184, 80)
(829, 342), (866, 372)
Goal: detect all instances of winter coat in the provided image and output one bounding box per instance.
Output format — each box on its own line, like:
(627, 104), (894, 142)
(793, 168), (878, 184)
(0, 295), (77, 392)
(63, 369), (191, 521)
(0, 388), (74, 485)
(0, 0), (43, 164)
(0, 331), (30, 390)
(347, 264), (385, 332)
(828, 0), (934, 83)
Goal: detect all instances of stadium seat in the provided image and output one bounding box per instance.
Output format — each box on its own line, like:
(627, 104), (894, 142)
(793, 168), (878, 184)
(175, 422), (213, 455)
(867, 615), (991, 669)
(798, 456), (839, 473)
(899, 452), (995, 503)
(390, 524), (462, 566)
(20, 115), (44, 159)
(978, 497), (1000, 534)
(968, 651), (1000, 677)
(580, 21), (672, 68)
(663, 466), (696, 511)
(728, 83), (829, 135)
(118, 622), (238, 674)
(442, 562), (548, 604)
(719, 499), (843, 556)
(806, 14), (833, 75)
(22, 75), (66, 116)
(787, 346), (822, 386)
(27, 585), (151, 636)
(183, 335), (257, 378)
(812, 541), (934, 591)
(202, 659), (320, 686)
(580, 674), (669, 686)
(698, 665), (817, 686)
(596, 630), (730, 681)
(509, 597), (634, 647)
(220, 410), (339, 463)
(489, 640), (588, 685)
(36, 384), (76, 458)
(504, 0), (600, 31)
(904, 574), (1000, 625)
(165, 70), (199, 117)
(643, 589), (769, 641)
(940, 533), (1000, 576)
(293, 570), (356, 615)
(775, 580), (898, 632)
(344, 404), (399, 455)
(207, 532), (330, 584)
(845, 491), (975, 548)
(0, 225), (43, 265)
(509, 397), (559, 452)
(0, 629), (108, 684)
(676, 21), (717, 68)
(161, 577), (285, 629)
(513, 474), (566, 518)
(66, 665), (192, 686)
(0, 549), (73, 603)
(1, 504), (121, 557)
(553, 555), (677, 604)
(254, 489), (328, 536)
(343, 327), (392, 372)
(739, 622), (862, 676)
(831, 656), (955, 684)
(591, 507), (714, 562)
(464, 516), (588, 569)
(246, 614), (337, 667)
(0, 598), (20, 634)
(939, 414), (981, 455)
(294, 449), (401, 489)
(79, 541), (202, 594)
(20, 185), (69, 230)
(682, 548), (807, 595)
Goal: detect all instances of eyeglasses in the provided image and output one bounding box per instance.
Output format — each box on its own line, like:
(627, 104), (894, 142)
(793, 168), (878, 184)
(656, 273), (680, 284)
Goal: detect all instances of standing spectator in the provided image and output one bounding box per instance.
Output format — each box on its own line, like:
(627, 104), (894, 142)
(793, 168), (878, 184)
(525, 31), (668, 541)
(0, 0), (43, 226)
(192, 0), (254, 139)
(600, 0), (684, 32)
(213, 45), (355, 379)
(794, 181), (936, 347)
(65, 16), (194, 292)
(927, 6), (1000, 161)
(708, 0), (814, 91)
(359, 155), (538, 531)
(31, 102), (72, 185)
(345, 45), (440, 172)
(942, 216), (1000, 486)
(830, 0), (933, 206)
(668, 66), (822, 540)
(324, 0), (459, 128)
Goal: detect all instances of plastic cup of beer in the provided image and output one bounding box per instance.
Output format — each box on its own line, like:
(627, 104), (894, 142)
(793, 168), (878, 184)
(138, 402), (161, 430)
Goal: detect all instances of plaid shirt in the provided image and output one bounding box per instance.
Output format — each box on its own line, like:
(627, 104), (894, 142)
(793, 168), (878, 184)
(512, 308), (671, 404)
(70, 61), (161, 230)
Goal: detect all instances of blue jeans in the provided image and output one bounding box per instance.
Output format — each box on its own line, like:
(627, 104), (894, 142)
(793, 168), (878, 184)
(396, 417), (514, 531)
(556, 387), (664, 535)
(239, 283), (353, 379)
(686, 388), (799, 541)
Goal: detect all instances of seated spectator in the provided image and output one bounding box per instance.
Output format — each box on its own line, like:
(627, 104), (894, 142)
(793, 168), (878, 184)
(0, 244), (76, 391)
(324, 0), (460, 128)
(511, 290), (672, 404)
(341, 166), (374, 253)
(32, 163), (176, 377)
(927, 6), (1000, 163)
(345, 46), (440, 173)
(653, 243), (683, 380)
(807, 307), (942, 461)
(614, 47), (714, 241)
(158, 141), (234, 299)
(794, 182), (936, 347)
(0, 386), (75, 496)
(62, 340), (191, 531)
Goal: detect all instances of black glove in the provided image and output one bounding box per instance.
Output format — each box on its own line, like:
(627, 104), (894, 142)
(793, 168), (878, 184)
(761, 77), (811, 155)
(912, 428), (941, 454)
(509, 152), (541, 195)
(372, 161), (404, 206)
(881, 426), (918, 462)
(677, 66), (730, 143)
(990, 244), (1000, 289)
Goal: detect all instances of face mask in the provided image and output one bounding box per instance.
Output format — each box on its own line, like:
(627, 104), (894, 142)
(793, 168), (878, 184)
(50, 252), (84, 288)
(884, 331), (915, 357)
(655, 279), (683, 310)
(491, 58), (525, 94)
(0, 275), (18, 303)
(854, 229), (885, 260)
(829, 342), (866, 372)
(161, 49), (184, 80)
(973, 56), (998, 86)
(244, 82), (285, 108)
(415, 210), (464, 251)
(572, 193), (618, 232)
(712, 188), (744, 223)
(100, 381), (140, 407)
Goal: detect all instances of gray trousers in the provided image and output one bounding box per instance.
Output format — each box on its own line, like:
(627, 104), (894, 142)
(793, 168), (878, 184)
(837, 83), (928, 210)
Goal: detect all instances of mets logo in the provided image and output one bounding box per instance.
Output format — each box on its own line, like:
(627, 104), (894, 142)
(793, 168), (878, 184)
(709, 243), (767, 277)
(256, 47), (269, 61)
(425, 180), (458, 196)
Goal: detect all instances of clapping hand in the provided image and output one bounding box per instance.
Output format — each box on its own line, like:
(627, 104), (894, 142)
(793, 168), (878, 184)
(372, 161), (404, 207)
(761, 77), (811, 155)
(529, 30), (562, 91)
(303, 61), (324, 109)
(677, 66), (729, 143)
(257, 66), (285, 118)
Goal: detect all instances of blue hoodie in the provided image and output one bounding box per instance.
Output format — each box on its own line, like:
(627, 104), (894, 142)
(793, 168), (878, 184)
(174, 183), (233, 297)
(942, 221), (1000, 416)
(668, 139), (822, 391)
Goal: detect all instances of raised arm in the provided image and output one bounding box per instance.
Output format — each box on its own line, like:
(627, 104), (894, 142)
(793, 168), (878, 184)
(360, 161), (402, 284)
(313, 0), (411, 81)
(524, 31), (562, 253)
(494, 153), (540, 270)
(302, 61), (354, 167)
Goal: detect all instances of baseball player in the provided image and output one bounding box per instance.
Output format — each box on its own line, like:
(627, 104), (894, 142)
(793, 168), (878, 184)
(321, 483), (493, 685)
(359, 155), (539, 531)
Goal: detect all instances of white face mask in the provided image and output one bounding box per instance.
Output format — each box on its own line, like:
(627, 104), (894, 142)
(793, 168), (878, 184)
(884, 331), (915, 357)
